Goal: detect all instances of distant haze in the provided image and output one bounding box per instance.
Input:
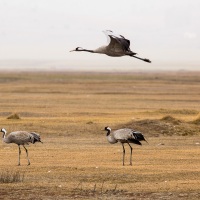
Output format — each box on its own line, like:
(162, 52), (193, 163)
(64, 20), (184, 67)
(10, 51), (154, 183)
(0, 0), (199, 71)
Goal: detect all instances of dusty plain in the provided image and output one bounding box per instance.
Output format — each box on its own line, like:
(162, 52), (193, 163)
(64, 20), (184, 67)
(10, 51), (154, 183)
(0, 71), (200, 199)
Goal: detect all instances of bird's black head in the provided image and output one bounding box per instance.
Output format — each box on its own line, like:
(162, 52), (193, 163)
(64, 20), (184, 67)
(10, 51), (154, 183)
(104, 127), (111, 136)
(76, 47), (82, 50)
(1, 128), (6, 135)
(104, 127), (111, 131)
(69, 47), (84, 52)
(1, 128), (5, 132)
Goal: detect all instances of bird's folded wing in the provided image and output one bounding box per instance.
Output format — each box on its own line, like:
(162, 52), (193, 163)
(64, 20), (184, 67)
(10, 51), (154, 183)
(9, 131), (31, 142)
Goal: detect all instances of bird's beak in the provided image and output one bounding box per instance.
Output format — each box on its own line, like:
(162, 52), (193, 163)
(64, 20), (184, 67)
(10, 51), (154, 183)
(145, 139), (149, 144)
(69, 47), (83, 52)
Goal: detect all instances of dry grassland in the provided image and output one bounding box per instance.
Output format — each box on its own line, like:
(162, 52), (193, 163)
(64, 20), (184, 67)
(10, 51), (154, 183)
(0, 71), (200, 199)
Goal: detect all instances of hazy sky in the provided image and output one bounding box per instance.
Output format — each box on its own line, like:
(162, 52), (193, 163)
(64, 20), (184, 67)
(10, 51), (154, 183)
(0, 0), (199, 71)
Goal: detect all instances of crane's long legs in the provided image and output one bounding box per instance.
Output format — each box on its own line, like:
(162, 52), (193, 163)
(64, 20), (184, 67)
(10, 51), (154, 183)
(121, 143), (125, 166)
(18, 145), (21, 166)
(130, 55), (151, 63)
(23, 145), (30, 165)
(127, 142), (133, 166)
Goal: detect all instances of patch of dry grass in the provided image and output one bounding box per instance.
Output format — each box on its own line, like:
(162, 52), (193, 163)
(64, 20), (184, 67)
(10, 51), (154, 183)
(0, 170), (25, 183)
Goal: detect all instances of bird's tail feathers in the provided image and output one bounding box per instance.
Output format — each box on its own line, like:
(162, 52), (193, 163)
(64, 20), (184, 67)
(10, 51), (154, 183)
(128, 139), (142, 145)
(132, 131), (148, 143)
(30, 132), (43, 144)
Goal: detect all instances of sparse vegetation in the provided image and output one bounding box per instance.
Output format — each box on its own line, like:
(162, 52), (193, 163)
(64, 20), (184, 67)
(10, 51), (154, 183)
(72, 181), (126, 198)
(0, 171), (25, 183)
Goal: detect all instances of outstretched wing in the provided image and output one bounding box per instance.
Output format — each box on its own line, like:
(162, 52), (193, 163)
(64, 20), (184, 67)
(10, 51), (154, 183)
(103, 30), (131, 52)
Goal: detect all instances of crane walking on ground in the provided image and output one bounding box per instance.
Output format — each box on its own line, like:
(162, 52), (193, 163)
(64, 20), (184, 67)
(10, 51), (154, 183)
(104, 127), (147, 166)
(1, 128), (43, 166)
(70, 30), (151, 63)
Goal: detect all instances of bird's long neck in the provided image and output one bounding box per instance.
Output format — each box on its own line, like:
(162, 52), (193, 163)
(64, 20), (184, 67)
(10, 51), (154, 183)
(106, 133), (117, 144)
(105, 128), (117, 144)
(2, 130), (9, 143)
(94, 46), (107, 54)
(77, 49), (94, 53)
(106, 129), (111, 136)
(2, 130), (6, 139)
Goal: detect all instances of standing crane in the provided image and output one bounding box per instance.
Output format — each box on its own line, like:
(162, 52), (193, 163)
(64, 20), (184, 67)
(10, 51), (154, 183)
(1, 128), (42, 166)
(104, 126), (147, 166)
(70, 30), (151, 63)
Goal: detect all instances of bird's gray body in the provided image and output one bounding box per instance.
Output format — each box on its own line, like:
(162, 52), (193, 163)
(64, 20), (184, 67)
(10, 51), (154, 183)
(104, 127), (147, 166)
(106, 128), (145, 144)
(70, 30), (151, 63)
(1, 128), (42, 165)
(3, 131), (41, 145)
